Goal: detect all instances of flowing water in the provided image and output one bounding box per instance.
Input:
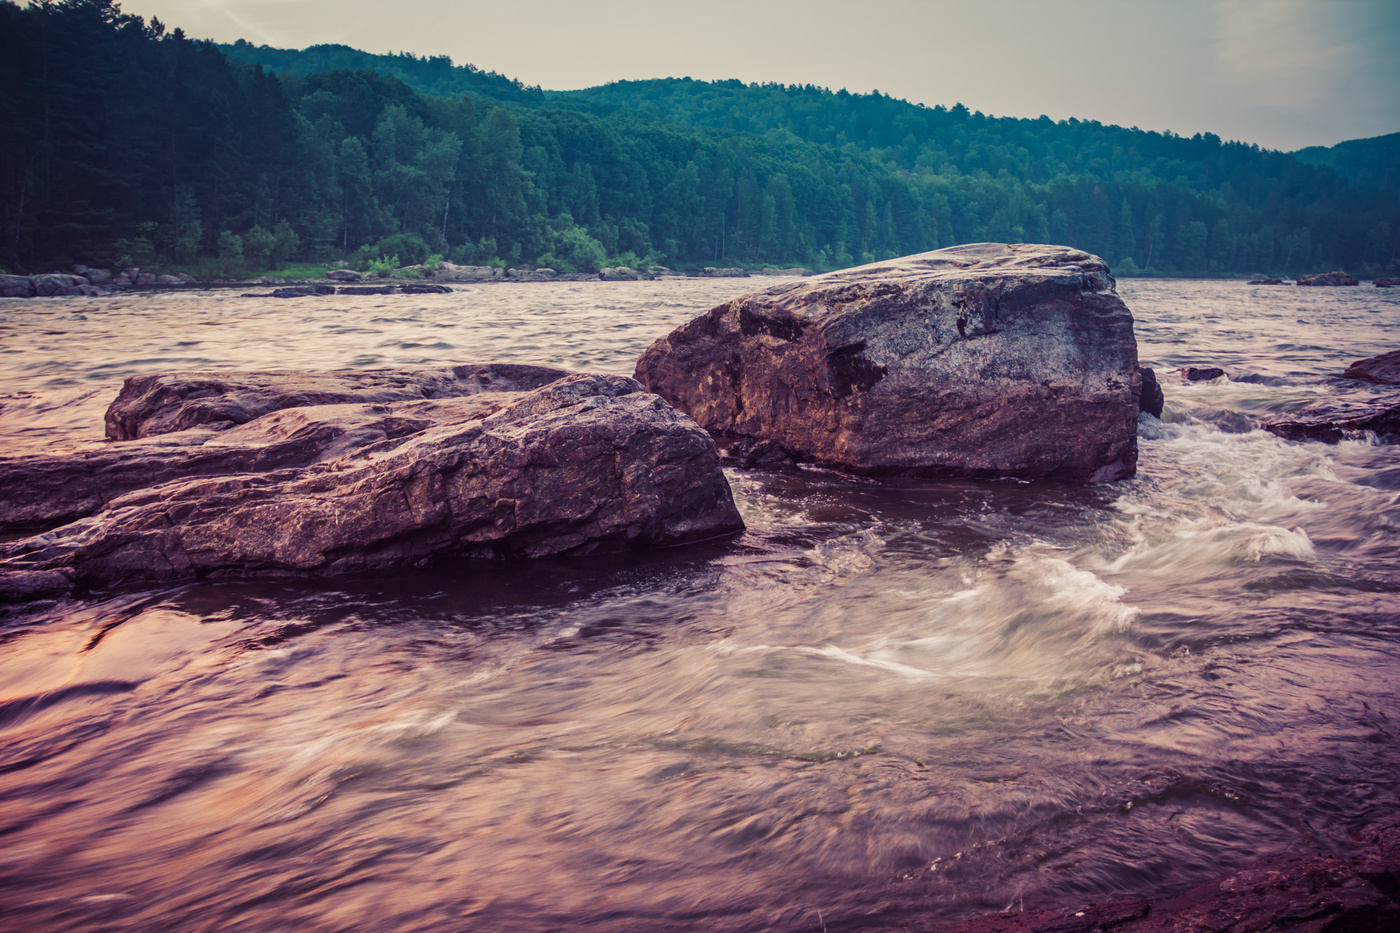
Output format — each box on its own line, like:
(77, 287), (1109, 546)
(0, 278), (1398, 932)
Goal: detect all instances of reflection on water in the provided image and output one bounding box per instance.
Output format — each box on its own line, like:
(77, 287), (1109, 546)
(0, 278), (1398, 931)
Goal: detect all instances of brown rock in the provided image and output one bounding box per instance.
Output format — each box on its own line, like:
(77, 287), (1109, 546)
(326, 269), (363, 282)
(0, 373), (743, 599)
(636, 243), (1141, 483)
(1342, 350), (1400, 385)
(1297, 271), (1360, 286)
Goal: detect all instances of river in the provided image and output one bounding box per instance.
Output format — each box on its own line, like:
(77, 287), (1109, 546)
(0, 277), (1397, 931)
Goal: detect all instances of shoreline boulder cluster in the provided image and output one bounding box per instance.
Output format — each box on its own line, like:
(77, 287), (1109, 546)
(0, 265), (199, 297)
(1, 242), (1147, 603)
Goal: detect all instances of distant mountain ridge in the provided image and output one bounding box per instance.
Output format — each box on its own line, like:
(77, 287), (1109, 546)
(1294, 132), (1400, 193)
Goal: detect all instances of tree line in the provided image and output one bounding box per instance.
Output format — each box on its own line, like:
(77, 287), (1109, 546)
(3, 0), (1397, 278)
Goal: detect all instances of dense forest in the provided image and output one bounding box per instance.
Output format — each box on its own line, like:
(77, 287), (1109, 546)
(3, 0), (1398, 278)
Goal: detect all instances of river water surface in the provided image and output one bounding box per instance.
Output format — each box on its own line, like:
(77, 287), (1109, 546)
(0, 278), (1398, 931)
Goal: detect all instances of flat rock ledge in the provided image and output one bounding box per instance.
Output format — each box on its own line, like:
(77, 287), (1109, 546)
(635, 243), (1140, 483)
(0, 367), (743, 602)
(939, 821), (1400, 932)
(1264, 392), (1400, 444)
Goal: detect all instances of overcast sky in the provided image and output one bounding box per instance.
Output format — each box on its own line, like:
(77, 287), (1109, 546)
(113, 0), (1399, 151)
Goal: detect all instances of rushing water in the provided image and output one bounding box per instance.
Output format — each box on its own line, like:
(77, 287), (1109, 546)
(0, 278), (1398, 932)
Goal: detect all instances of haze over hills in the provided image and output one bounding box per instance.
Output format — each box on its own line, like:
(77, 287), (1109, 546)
(1, 0), (1395, 278)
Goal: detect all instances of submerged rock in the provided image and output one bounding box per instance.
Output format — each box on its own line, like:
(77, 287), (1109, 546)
(1343, 349), (1400, 385)
(270, 285), (335, 298)
(0, 371), (743, 600)
(1264, 392), (1400, 443)
(636, 243), (1141, 483)
(1297, 270), (1360, 286)
(940, 821), (1400, 932)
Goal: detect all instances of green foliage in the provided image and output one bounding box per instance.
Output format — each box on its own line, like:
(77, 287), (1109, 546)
(216, 230), (244, 269)
(374, 233), (429, 266)
(424, 253), (443, 272)
(271, 221), (299, 268)
(366, 254), (399, 277)
(538, 223), (606, 273)
(243, 225), (275, 268)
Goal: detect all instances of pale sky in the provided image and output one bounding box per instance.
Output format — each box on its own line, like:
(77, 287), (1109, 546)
(114, 0), (1399, 151)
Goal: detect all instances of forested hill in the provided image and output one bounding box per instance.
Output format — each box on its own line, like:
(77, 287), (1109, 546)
(220, 39), (542, 105)
(3, 0), (1397, 280)
(1294, 132), (1400, 194)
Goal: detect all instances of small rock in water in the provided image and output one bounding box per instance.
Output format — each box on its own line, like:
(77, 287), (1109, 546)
(1184, 366), (1226, 382)
(270, 285), (335, 299)
(1342, 349), (1400, 385)
(1297, 270), (1360, 286)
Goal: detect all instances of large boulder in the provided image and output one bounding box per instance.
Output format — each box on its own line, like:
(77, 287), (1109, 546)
(1297, 270), (1360, 286)
(32, 273), (90, 296)
(0, 372), (743, 600)
(8, 364), (574, 534)
(635, 243), (1141, 483)
(1343, 349), (1400, 385)
(0, 274), (35, 297)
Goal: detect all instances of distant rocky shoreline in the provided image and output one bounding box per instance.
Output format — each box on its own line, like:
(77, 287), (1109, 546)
(0, 260), (814, 299)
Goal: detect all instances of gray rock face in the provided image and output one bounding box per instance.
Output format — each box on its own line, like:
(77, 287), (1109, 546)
(1343, 349), (1400, 385)
(1297, 270), (1360, 286)
(0, 371), (743, 600)
(0, 274), (35, 297)
(636, 243), (1141, 483)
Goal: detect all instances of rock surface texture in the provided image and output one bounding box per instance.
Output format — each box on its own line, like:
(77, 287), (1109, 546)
(635, 243), (1140, 483)
(1264, 392), (1400, 444)
(0, 368), (743, 601)
(1342, 349), (1400, 385)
